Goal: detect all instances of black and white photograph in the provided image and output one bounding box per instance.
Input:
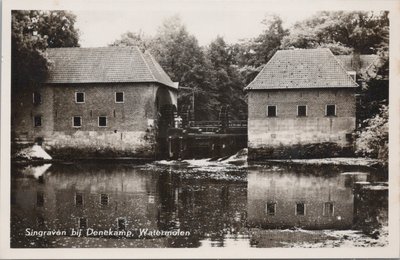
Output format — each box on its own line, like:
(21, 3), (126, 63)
(1, 0), (399, 258)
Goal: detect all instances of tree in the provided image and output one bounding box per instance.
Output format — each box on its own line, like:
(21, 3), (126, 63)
(12, 10), (80, 87)
(252, 14), (289, 67)
(355, 104), (388, 163)
(281, 11), (389, 54)
(206, 36), (247, 119)
(110, 31), (151, 52)
(231, 14), (288, 68)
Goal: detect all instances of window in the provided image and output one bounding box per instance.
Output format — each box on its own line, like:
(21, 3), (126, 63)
(117, 218), (126, 231)
(326, 105), (336, 116)
(267, 105), (277, 117)
(75, 193), (83, 206)
(98, 116), (107, 127)
(78, 217), (87, 229)
(75, 92), (85, 103)
(33, 92), (42, 105)
(148, 195), (155, 204)
(115, 92), (124, 103)
(348, 71), (356, 81)
(37, 192), (44, 207)
(72, 116), (82, 128)
(266, 202), (276, 216)
(297, 105), (307, 117)
(34, 115), (42, 127)
(100, 194), (109, 206)
(324, 202), (334, 216)
(296, 202), (305, 216)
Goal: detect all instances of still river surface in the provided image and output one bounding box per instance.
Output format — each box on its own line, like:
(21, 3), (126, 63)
(11, 159), (388, 248)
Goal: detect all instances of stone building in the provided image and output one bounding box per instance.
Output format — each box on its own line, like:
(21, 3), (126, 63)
(12, 46), (178, 158)
(245, 48), (358, 159)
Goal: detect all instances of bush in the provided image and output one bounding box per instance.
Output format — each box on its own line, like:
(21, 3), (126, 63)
(355, 104), (388, 163)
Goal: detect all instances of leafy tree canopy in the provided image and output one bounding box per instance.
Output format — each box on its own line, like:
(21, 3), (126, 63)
(281, 11), (389, 54)
(12, 10), (80, 87)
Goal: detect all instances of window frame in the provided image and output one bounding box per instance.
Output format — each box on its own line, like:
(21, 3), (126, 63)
(115, 92), (124, 103)
(326, 104), (337, 117)
(295, 202), (306, 216)
(323, 202), (335, 216)
(32, 91), (42, 105)
(72, 116), (82, 128)
(75, 92), (85, 103)
(75, 193), (84, 207)
(117, 217), (127, 231)
(266, 202), (277, 216)
(78, 217), (88, 229)
(100, 193), (109, 206)
(348, 71), (356, 81)
(98, 116), (108, 127)
(267, 105), (277, 117)
(297, 105), (307, 117)
(33, 115), (42, 127)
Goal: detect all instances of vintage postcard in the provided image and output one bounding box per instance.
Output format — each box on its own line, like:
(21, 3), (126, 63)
(1, 0), (399, 258)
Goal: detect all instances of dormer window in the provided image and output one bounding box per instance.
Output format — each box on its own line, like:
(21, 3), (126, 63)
(347, 71), (356, 81)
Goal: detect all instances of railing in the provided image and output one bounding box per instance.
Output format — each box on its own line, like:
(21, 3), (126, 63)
(188, 120), (247, 129)
(229, 120), (247, 128)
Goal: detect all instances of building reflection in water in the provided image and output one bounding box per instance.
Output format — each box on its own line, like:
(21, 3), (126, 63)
(11, 162), (385, 248)
(246, 165), (360, 230)
(11, 162), (247, 248)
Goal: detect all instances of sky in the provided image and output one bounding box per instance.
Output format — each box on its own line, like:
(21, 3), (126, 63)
(73, 1), (323, 47)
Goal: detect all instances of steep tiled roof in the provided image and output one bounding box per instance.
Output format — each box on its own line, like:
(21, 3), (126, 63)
(245, 48), (358, 90)
(45, 46), (177, 89)
(335, 54), (379, 73)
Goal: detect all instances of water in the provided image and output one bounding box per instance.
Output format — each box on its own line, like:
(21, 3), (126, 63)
(10, 160), (388, 248)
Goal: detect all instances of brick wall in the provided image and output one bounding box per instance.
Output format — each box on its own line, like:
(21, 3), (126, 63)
(12, 82), (177, 158)
(12, 85), (54, 143)
(248, 88), (356, 151)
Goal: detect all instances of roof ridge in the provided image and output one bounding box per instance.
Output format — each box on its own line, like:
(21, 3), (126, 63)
(328, 49), (359, 87)
(245, 48), (358, 90)
(137, 48), (157, 82)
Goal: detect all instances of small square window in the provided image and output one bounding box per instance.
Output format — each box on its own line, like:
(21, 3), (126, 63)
(78, 217), (87, 229)
(37, 192), (44, 207)
(297, 105), (307, 117)
(266, 202), (276, 216)
(117, 218), (126, 231)
(98, 116), (107, 127)
(326, 105), (336, 116)
(33, 92), (42, 105)
(75, 92), (85, 103)
(75, 193), (83, 206)
(34, 115), (42, 127)
(267, 106), (277, 117)
(296, 202), (305, 216)
(100, 194), (109, 206)
(324, 202), (334, 216)
(115, 92), (124, 103)
(73, 116), (82, 128)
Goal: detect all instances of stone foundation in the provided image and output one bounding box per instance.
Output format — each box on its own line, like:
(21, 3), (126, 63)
(41, 130), (156, 159)
(248, 142), (354, 160)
